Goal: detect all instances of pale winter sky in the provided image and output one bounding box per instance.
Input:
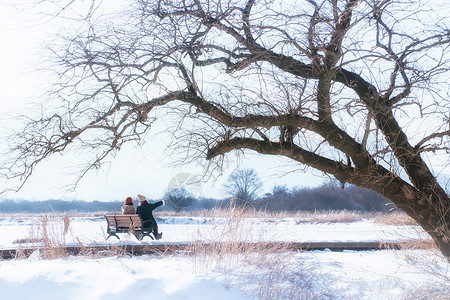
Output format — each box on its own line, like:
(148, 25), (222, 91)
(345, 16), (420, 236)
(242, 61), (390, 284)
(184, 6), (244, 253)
(1, 2), (448, 202)
(0, 2), (325, 202)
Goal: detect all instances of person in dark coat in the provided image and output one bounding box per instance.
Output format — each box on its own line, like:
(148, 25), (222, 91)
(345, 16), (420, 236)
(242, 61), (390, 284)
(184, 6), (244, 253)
(136, 194), (164, 240)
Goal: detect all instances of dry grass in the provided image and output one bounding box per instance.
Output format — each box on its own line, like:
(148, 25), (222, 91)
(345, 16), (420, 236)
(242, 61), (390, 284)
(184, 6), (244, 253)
(1, 209), (418, 226)
(185, 206), (341, 299)
(179, 207), (446, 299)
(373, 211), (418, 226)
(27, 214), (69, 259)
(157, 209), (418, 225)
(187, 206), (284, 255)
(400, 249), (450, 299)
(403, 248), (450, 280)
(158, 208), (365, 222)
(15, 212), (93, 259)
(9, 212), (151, 259)
(4, 209), (425, 261)
(292, 210), (366, 223)
(405, 287), (450, 300)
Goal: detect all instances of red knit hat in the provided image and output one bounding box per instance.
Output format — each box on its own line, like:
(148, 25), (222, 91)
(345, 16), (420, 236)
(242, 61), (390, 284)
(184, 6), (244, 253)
(125, 197), (133, 205)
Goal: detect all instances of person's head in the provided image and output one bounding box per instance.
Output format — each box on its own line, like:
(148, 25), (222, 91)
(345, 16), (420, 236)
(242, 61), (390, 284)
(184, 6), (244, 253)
(137, 194), (147, 204)
(124, 197), (133, 205)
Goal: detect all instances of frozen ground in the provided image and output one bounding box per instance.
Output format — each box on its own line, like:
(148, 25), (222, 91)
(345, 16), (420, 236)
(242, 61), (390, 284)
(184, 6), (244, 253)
(0, 215), (431, 248)
(0, 215), (449, 299)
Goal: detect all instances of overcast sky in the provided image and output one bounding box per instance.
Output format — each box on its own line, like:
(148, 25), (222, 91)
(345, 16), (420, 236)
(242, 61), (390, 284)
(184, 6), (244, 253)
(1, 2), (448, 202)
(0, 2), (326, 202)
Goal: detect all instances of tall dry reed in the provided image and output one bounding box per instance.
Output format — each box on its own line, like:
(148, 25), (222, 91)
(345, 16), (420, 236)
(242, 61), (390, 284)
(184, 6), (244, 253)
(27, 214), (72, 259)
(186, 205), (339, 299)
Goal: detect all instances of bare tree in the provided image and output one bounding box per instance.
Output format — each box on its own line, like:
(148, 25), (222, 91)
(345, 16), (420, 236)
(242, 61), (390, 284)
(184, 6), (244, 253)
(224, 168), (263, 206)
(164, 187), (196, 212)
(1, 0), (450, 257)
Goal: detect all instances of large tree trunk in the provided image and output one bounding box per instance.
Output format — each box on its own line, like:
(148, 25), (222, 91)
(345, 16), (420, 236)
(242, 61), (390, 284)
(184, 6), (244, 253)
(366, 177), (450, 258)
(410, 195), (450, 258)
(370, 101), (450, 258)
(207, 137), (450, 258)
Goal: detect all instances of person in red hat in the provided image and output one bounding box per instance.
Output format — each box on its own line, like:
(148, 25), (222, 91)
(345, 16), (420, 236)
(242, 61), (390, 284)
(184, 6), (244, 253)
(121, 196), (136, 215)
(136, 194), (164, 240)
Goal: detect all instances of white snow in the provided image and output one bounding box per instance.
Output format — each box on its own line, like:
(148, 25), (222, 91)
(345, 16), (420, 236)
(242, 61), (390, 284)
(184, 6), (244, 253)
(0, 256), (248, 300)
(0, 216), (430, 248)
(0, 214), (449, 299)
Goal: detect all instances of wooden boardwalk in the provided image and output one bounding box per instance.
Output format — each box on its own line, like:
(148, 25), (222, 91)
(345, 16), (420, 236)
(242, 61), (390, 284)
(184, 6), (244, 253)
(0, 241), (432, 260)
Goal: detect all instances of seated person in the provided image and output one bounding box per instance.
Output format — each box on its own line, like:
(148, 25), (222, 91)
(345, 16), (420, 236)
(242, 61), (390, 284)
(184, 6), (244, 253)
(136, 194), (164, 240)
(122, 196), (136, 214)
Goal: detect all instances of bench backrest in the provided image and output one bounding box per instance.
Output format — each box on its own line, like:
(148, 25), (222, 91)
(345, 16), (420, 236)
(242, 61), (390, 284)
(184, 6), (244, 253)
(105, 214), (142, 230)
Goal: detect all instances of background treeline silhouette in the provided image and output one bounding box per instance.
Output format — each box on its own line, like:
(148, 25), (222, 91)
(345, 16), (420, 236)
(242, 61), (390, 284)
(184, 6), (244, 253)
(255, 184), (393, 212)
(0, 184), (395, 213)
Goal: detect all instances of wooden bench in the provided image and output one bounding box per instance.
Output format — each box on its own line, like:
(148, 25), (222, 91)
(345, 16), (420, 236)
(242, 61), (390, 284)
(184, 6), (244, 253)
(104, 214), (155, 241)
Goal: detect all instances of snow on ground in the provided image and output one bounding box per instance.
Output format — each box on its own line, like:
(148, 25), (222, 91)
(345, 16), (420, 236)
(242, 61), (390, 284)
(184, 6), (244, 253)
(0, 255), (248, 300)
(0, 215), (449, 299)
(0, 216), (430, 248)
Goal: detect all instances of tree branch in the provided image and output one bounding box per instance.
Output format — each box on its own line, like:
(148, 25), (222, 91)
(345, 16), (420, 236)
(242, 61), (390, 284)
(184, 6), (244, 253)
(415, 130), (450, 152)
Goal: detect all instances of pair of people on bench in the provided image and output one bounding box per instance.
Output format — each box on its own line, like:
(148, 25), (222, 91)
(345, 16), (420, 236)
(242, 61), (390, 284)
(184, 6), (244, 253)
(122, 194), (164, 240)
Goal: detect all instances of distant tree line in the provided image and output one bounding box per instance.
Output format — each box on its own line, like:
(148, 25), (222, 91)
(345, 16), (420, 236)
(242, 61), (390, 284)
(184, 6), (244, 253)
(256, 184), (394, 212)
(0, 184), (394, 213)
(0, 199), (124, 213)
(220, 168), (395, 212)
(0, 168), (397, 213)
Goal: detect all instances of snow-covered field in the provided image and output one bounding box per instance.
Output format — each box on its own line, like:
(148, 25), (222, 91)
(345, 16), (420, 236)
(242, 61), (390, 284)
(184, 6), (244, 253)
(0, 214), (449, 299)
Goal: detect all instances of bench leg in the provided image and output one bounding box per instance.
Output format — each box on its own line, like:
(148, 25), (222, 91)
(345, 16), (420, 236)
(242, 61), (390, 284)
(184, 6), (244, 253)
(139, 231), (154, 241)
(107, 233), (120, 240)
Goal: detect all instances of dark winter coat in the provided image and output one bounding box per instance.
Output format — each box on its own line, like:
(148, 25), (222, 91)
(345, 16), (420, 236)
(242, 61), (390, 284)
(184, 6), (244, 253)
(136, 200), (163, 229)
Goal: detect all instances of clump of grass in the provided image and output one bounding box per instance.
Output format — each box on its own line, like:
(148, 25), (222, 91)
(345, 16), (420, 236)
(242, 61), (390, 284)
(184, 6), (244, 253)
(63, 213), (70, 234)
(26, 213), (73, 259)
(24, 214), (135, 259)
(373, 211), (418, 226)
(400, 248), (450, 299)
(235, 252), (340, 300)
(295, 210), (366, 223)
(186, 205), (341, 299)
(188, 205), (256, 268)
(405, 286), (450, 299)
(71, 237), (131, 258)
(187, 204), (287, 267)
